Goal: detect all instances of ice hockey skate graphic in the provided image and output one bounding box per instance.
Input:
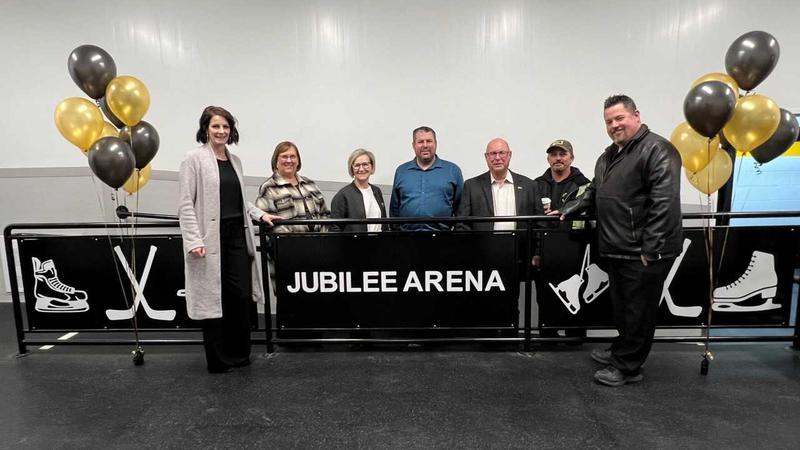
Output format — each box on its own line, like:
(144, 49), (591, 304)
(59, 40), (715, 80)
(31, 257), (89, 313)
(548, 244), (608, 315)
(659, 239), (701, 318)
(105, 245), (176, 321)
(712, 250), (780, 312)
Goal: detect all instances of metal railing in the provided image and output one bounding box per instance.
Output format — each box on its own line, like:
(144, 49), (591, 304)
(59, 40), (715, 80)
(4, 210), (799, 356)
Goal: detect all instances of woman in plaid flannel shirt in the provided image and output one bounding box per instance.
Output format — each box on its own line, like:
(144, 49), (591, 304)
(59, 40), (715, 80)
(255, 141), (330, 233)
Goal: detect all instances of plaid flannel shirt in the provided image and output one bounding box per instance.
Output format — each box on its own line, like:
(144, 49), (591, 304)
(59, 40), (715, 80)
(255, 173), (330, 233)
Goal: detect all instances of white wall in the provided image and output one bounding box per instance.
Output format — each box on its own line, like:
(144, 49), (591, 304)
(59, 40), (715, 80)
(3, 0), (799, 203)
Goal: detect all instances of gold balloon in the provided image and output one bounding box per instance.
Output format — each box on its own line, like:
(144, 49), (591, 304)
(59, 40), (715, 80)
(691, 72), (740, 100)
(54, 97), (104, 151)
(670, 122), (720, 172)
(100, 121), (119, 138)
(686, 148), (733, 195)
(721, 94), (780, 154)
(122, 164), (152, 195)
(105, 75), (150, 126)
(83, 122), (120, 155)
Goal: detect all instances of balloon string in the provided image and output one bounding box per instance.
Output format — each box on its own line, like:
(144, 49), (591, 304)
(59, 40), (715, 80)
(90, 175), (140, 345)
(124, 133), (139, 323)
(116, 190), (142, 344)
(706, 140), (712, 195)
(133, 169), (140, 254)
(716, 147), (740, 277)
(703, 194), (715, 361)
(730, 152), (744, 210)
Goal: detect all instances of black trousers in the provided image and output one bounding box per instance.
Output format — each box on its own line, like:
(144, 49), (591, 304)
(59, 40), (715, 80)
(606, 257), (672, 374)
(201, 217), (253, 370)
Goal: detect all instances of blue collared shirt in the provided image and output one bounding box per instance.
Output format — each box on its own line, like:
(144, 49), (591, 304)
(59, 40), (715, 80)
(390, 156), (464, 231)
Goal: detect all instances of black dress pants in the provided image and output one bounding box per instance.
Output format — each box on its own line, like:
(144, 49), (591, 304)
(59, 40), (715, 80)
(202, 217), (252, 371)
(606, 257), (672, 374)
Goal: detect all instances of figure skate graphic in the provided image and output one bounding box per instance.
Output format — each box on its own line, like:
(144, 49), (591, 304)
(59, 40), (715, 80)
(548, 244), (609, 315)
(105, 245), (176, 321)
(549, 273), (582, 315)
(659, 239), (701, 318)
(712, 250), (780, 312)
(31, 257), (89, 313)
(582, 262), (609, 303)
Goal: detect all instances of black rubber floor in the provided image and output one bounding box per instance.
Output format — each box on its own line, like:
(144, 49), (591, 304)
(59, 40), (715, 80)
(1, 306), (798, 448)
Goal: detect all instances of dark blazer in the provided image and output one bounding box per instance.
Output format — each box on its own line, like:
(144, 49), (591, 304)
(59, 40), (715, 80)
(456, 170), (543, 231)
(330, 182), (387, 232)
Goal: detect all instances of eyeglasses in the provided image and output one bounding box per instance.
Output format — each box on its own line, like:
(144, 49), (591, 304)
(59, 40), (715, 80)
(279, 154), (298, 161)
(485, 151), (510, 159)
(352, 162), (372, 169)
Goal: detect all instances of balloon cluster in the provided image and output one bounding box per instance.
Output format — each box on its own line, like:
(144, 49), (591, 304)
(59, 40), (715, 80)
(671, 31), (798, 195)
(54, 45), (160, 195)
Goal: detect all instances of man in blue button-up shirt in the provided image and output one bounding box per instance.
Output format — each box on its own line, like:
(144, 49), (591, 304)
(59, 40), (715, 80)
(390, 126), (464, 231)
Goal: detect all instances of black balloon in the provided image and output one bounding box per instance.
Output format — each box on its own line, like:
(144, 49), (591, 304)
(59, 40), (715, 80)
(99, 96), (125, 129)
(67, 45), (117, 99)
(683, 81), (736, 138)
(120, 121), (160, 170)
(88, 137), (135, 189)
(725, 31), (780, 92)
(751, 108), (799, 165)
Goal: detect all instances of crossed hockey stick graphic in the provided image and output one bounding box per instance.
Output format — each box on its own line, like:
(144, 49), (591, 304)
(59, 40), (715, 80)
(105, 245), (176, 321)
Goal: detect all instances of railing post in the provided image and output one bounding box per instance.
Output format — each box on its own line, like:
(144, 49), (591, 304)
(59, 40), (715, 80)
(524, 219), (532, 352)
(258, 223), (274, 354)
(4, 227), (27, 355)
(793, 266), (799, 351)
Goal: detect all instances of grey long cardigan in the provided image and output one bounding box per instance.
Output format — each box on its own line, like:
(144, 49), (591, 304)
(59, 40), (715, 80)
(178, 144), (265, 320)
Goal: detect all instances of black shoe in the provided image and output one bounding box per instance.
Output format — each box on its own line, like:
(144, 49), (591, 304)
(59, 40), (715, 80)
(590, 348), (612, 365)
(594, 365), (643, 387)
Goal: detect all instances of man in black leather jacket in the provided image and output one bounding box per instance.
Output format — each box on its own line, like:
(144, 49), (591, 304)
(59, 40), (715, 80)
(560, 95), (682, 386)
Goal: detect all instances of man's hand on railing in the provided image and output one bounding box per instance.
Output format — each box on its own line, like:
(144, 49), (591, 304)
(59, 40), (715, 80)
(545, 209), (566, 221)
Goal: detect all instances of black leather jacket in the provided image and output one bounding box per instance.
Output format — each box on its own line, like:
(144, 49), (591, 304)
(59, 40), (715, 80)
(561, 124), (683, 260)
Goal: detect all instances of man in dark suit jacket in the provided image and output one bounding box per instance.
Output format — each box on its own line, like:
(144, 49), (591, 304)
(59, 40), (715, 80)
(457, 138), (542, 231)
(457, 138), (543, 336)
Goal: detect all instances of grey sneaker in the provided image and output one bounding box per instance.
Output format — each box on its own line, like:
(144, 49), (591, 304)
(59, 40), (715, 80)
(594, 365), (643, 387)
(591, 348), (612, 365)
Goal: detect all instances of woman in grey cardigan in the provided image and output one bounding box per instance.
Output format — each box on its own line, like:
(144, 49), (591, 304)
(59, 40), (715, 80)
(330, 148), (386, 232)
(178, 106), (274, 373)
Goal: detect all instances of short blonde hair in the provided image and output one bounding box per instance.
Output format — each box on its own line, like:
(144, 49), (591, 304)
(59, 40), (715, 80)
(346, 148), (376, 177)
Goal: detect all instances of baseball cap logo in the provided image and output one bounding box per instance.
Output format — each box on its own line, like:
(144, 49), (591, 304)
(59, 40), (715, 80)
(547, 139), (573, 153)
